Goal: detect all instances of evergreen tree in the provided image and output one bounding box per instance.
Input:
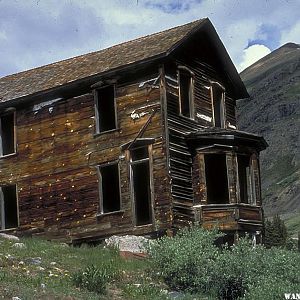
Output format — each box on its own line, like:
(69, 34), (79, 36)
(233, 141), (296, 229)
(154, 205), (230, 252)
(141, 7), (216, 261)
(264, 214), (288, 248)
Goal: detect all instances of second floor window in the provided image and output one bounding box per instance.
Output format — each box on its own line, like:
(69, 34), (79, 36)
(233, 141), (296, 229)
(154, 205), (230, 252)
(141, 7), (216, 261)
(0, 110), (16, 157)
(95, 86), (117, 133)
(178, 67), (194, 119)
(210, 82), (225, 128)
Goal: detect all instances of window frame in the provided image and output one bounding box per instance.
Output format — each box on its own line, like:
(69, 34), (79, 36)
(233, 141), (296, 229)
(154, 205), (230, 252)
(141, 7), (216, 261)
(0, 109), (17, 158)
(236, 153), (258, 205)
(203, 152), (230, 205)
(128, 144), (155, 227)
(194, 148), (260, 207)
(97, 160), (122, 215)
(0, 184), (19, 230)
(178, 66), (195, 120)
(94, 85), (118, 134)
(210, 82), (226, 128)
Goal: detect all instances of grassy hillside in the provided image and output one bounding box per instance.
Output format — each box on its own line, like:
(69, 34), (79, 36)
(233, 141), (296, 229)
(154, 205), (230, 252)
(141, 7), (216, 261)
(0, 237), (167, 300)
(237, 43), (300, 236)
(1, 229), (299, 300)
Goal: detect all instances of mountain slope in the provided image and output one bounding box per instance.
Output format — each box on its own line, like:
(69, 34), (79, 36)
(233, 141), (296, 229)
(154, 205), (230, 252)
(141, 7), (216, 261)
(237, 43), (300, 224)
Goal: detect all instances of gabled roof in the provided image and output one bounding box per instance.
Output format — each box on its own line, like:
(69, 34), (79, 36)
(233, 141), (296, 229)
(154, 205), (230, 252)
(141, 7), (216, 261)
(0, 18), (247, 105)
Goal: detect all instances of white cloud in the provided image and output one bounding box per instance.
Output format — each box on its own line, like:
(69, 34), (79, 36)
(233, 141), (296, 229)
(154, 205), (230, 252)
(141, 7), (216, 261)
(280, 20), (300, 45)
(0, 30), (7, 40)
(0, 0), (299, 77)
(238, 44), (271, 72)
(221, 19), (259, 67)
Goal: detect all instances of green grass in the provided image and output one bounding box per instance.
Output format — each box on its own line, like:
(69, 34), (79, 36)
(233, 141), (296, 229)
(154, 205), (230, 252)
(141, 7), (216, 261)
(0, 237), (166, 300)
(284, 213), (300, 238)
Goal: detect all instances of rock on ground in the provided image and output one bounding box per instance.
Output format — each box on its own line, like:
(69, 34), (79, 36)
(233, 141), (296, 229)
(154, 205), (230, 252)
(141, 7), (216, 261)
(0, 233), (19, 241)
(12, 243), (26, 249)
(105, 235), (150, 254)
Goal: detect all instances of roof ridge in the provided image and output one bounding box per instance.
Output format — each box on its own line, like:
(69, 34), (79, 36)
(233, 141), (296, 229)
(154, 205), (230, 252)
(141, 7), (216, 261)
(0, 18), (204, 80)
(0, 18), (212, 103)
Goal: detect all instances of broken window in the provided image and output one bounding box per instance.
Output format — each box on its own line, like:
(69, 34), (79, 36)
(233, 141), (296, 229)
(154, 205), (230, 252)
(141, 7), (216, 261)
(0, 111), (16, 156)
(178, 67), (194, 118)
(130, 146), (153, 226)
(0, 185), (18, 230)
(238, 155), (256, 204)
(205, 154), (229, 204)
(210, 83), (225, 128)
(98, 162), (121, 213)
(95, 86), (117, 133)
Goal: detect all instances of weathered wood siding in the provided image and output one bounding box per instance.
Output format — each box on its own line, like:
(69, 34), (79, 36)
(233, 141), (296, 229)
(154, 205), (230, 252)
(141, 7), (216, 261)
(0, 72), (172, 242)
(164, 55), (237, 228)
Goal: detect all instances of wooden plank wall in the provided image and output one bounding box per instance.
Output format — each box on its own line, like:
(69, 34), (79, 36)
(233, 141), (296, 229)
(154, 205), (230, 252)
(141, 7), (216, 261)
(165, 57), (237, 228)
(0, 71), (172, 242)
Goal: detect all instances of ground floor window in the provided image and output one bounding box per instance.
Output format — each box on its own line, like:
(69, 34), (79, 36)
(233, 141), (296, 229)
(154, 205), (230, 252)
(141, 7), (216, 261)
(204, 153), (229, 204)
(238, 155), (252, 204)
(130, 146), (153, 226)
(195, 150), (259, 206)
(0, 184), (18, 229)
(98, 162), (121, 213)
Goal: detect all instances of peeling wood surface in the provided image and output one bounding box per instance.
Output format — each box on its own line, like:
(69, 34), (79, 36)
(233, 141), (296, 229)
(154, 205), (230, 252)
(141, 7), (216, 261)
(164, 53), (263, 232)
(0, 73), (172, 242)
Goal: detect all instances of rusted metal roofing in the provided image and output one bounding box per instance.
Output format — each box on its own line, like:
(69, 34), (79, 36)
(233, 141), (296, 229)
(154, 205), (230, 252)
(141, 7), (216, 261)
(0, 19), (206, 103)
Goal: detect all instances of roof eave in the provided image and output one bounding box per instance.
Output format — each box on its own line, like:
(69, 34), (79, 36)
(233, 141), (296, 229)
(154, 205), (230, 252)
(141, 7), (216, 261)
(165, 18), (249, 99)
(0, 52), (167, 109)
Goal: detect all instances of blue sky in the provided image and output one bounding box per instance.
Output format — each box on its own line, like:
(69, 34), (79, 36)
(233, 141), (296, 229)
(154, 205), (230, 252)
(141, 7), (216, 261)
(0, 0), (299, 78)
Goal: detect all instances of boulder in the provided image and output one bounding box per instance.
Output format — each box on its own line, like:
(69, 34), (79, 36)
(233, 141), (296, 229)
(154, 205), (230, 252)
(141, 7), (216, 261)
(0, 233), (19, 241)
(105, 235), (150, 258)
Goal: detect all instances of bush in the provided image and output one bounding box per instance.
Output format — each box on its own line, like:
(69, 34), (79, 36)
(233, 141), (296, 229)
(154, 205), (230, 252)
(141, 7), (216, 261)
(147, 227), (300, 299)
(147, 227), (222, 293)
(72, 263), (118, 294)
(123, 283), (169, 300)
(244, 277), (300, 300)
(264, 214), (288, 248)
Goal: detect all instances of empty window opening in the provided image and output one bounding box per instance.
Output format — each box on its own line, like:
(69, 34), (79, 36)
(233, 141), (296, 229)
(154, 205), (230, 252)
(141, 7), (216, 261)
(211, 83), (225, 128)
(130, 146), (153, 226)
(178, 69), (194, 118)
(98, 163), (121, 213)
(95, 86), (117, 133)
(205, 154), (229, 204)
(0, 112), (15, 156)
(0, 185), (18, 230)
(238, 155), (254, 204)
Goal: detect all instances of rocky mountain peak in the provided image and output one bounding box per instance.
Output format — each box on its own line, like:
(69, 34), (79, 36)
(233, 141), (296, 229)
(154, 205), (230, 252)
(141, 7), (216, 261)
(237, 42), (300, 231)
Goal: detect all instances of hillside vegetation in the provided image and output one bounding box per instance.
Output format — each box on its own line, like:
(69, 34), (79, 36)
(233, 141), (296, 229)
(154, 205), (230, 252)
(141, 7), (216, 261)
(237, 42), (300, 236)
(0, 228), (299, 300)
(0, 236), (164, 300)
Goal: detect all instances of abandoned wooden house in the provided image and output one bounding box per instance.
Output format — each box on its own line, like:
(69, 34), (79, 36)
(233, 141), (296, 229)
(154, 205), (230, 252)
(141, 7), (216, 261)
(0, 18), (267, 244)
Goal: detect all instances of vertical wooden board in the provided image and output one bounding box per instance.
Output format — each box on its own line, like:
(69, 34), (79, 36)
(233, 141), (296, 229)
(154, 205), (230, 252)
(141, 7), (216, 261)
(226, 153), (237, 204)
(0, 71), (172, 241)
(192, 153), (207, 205)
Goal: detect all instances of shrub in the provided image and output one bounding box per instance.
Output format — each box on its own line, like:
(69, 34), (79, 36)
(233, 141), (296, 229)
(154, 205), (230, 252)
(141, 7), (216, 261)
(244, 277), (300, 300)
(264, 214), (288, 248)
(72, 263), (118, 294)
(123, 283), (169, 300)
(147, 227), (300, 300)
(147, 227), (222, 293)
